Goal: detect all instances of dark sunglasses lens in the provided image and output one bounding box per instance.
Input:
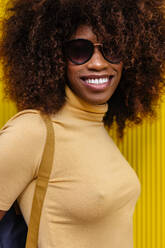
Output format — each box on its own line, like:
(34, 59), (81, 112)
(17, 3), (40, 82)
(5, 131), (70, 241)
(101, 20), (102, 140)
(66, 39), (93, 64)
(102, 46), (122, 64)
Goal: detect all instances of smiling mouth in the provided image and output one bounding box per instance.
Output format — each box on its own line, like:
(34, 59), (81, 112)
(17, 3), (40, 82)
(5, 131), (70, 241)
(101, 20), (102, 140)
(81, 75), (114, 85)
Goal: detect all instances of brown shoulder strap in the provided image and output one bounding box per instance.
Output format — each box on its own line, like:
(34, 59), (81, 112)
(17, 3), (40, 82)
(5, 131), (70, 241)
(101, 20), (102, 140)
(25, 114), (55, 248)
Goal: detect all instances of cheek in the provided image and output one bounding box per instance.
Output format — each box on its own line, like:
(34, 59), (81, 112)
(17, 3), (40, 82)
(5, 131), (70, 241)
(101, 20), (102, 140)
(67, 63), (75, 78)
(67, 70), (77, 86)
(67, 63), (82, 83)
(67, 65), (74, 84)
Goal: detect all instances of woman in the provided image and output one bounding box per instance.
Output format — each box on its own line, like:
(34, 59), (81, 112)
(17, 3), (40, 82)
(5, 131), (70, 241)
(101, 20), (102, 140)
(0, 0), (165, 247)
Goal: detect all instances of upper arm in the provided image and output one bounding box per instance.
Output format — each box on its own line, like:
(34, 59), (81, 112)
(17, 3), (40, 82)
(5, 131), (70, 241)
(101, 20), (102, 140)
(0, 111), (46, 210)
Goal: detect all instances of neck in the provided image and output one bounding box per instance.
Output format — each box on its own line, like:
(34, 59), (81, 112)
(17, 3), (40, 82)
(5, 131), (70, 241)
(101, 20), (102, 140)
(64, 85), (108, 123)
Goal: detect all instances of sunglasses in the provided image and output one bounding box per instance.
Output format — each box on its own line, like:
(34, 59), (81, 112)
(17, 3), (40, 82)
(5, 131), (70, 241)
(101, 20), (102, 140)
(64, 39), (122, 65)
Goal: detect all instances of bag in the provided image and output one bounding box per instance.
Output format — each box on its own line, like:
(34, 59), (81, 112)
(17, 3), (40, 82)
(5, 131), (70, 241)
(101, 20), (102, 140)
(0, 114), (55, 248)
(0, 204), (27, 248)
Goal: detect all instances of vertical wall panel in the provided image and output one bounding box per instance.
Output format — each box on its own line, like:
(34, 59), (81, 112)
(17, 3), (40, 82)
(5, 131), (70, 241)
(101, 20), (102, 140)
(109, 96), (165, 248)
(0, 0), (17, 127)
(0, 82), (17, 127)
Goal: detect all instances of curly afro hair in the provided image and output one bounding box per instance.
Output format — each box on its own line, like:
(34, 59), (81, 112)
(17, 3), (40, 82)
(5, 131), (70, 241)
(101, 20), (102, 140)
(0, 0), (165, 137)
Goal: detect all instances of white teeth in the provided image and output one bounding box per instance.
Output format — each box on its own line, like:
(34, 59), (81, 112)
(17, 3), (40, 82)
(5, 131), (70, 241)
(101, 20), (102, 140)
(85, 78), (109, 84)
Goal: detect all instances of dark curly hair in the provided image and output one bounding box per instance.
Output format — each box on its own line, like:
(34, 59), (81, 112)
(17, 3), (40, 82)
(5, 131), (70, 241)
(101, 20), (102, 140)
(0, 0), (165, 137)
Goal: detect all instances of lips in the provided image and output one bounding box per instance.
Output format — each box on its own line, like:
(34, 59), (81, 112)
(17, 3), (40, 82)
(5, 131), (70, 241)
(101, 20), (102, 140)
(80, 74), (114, 90)
(81, 75), (114, 80)
(81, 75), (114, 84)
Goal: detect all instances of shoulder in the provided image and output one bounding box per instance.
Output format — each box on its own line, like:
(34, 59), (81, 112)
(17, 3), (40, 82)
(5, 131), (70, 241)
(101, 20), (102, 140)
(0, 109), (48, 154)
(0, 109), (50, 175)
(1, 109), (46, 137)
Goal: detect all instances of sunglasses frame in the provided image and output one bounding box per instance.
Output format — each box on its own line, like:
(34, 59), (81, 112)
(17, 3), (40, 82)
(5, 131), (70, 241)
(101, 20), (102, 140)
(64, 39), (122, 65)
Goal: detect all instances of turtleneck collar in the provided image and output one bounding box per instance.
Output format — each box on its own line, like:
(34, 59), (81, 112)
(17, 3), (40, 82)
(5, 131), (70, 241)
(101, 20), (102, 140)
(64, 85), (108, 123)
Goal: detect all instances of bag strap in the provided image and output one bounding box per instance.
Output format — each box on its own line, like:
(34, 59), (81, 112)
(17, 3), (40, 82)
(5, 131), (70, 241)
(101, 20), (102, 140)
(25, 114), (55, 248)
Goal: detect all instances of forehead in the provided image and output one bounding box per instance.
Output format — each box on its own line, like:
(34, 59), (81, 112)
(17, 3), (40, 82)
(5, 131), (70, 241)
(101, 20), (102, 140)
(70, 25), (98, 42)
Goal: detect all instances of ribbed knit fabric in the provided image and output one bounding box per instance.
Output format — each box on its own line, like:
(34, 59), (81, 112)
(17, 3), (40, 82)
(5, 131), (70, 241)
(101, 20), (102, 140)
(0, 85), (141, 248)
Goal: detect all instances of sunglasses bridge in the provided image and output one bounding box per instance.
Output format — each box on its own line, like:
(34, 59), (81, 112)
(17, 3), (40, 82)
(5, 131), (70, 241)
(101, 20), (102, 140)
(65, 39), (122, 65)
(88, 42), (107, 61)
(92, 43), (103, 51)
(85, 43), (122, 64)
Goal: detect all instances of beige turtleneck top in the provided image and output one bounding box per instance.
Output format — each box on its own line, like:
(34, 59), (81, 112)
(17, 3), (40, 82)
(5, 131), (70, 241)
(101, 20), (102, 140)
(0, 85), (141, 248)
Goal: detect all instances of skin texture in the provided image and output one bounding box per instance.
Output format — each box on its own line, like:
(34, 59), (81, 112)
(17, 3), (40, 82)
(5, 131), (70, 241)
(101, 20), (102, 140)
(67, 25), (123, 105)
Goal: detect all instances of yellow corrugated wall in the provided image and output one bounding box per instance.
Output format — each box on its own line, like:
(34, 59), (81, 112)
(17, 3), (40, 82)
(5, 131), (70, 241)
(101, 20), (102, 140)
(109, 96), (165, 248)
(0, 0), (17, 125)
(0, 1), (165, 247)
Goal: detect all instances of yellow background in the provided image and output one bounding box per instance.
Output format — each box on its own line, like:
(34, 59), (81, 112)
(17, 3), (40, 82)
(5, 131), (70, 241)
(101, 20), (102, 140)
(0, 1), (165, 247)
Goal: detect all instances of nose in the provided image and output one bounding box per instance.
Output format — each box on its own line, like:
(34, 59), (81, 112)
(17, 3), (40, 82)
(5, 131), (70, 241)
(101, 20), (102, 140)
(87, 47), (109, 71)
